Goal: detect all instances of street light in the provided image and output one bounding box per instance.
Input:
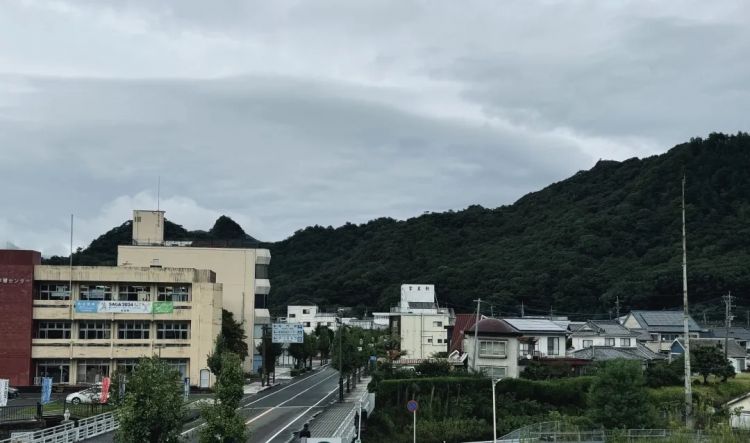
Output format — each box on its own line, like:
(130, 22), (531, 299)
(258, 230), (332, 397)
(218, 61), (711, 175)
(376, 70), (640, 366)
(491, 378), (500, 442)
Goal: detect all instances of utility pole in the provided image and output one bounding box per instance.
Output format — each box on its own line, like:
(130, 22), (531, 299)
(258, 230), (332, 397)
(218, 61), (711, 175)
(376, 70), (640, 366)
(262, 324), (268, 387)
(615, 296), (620, 321)
(723, 292), (734, 360)
(681, 175), (693, 429)
(473, 298), (481, 371)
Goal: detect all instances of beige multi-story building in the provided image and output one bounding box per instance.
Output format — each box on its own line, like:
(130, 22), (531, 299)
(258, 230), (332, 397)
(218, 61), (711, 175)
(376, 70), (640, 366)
(388, 284), (454, 360)
(117, 210), (271, 371)
(31, 265), (222, 387)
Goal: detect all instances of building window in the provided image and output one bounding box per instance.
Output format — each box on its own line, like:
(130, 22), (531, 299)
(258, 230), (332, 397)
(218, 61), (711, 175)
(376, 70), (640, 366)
(79, 284), (112, 301)
(119, 284), (151, 301)
(547, 337), (559, 356)
(157, 321), (190, 340)
(426, 337), (433, 344)
(35, 360), (70, 384)
(289, 313), (296, 318)
(254, 294), (267, 309)
(437, 338), (443, 344)
(620, 338), (631, 347)
(433, 321), (443, 327)
(303, 322), (311, 327)
(480, 366), (507, 379)
(118, 321), (150, 339)
(605, 338), (615, 346)
(583, 339), (594, 348)
(35, 321), (71, 339)
(36, 283), (70, 300)
(255, 264), (269, 279)
(303, 309), (310, 314)
(157, 285), (190, 302)
(79, 321), (111, 340)
(165, 359), (188, 379)
(77, 359), (110, 384)
(661, 334), (678, 342)
(116, 359), (140, 374)
(479, 340), (507, 357)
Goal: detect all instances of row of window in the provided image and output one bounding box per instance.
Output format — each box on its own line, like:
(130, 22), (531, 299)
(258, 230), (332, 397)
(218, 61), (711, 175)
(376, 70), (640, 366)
(35, 321), (190, 340)
(36, 283), (191, 302)
(582, 338), (631, 347)
(35, 358), (188, 384)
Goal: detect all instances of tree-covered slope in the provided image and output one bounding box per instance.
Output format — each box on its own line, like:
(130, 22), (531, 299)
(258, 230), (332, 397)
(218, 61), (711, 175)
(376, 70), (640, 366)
(49, 132), (750, 319)
(268, 133), (750, 317)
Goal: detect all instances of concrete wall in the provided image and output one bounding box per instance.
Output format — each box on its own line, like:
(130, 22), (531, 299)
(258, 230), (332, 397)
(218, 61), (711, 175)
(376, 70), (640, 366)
(0, 250), (41, 385)
(118, 245), (269, 371)
(463, 334), (520, 378)
(398, 313), (450, 359)
(132, 210), (165, 246)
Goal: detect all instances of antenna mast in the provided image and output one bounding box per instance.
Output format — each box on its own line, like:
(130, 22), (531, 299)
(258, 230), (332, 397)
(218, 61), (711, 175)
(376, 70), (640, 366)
(682, 175), (693, 428)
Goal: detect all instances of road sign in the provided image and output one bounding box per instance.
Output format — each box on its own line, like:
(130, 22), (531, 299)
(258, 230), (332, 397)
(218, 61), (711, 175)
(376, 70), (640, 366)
(272, 323), (304, 343)
(407, 399), (418, 412)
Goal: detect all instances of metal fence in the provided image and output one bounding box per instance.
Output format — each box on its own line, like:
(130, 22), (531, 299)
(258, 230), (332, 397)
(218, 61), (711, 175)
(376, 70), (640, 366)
(0, 402), (114, 425)
(0, 411), (118, 443)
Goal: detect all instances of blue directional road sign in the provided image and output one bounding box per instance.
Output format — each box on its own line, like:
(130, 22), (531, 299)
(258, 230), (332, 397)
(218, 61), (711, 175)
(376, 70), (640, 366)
(407, 399), (418, 412)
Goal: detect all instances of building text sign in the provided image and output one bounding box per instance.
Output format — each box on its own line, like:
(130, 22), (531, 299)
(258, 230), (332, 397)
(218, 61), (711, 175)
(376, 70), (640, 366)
(75, 301), (173, 314)
(272, 323), (304, 343)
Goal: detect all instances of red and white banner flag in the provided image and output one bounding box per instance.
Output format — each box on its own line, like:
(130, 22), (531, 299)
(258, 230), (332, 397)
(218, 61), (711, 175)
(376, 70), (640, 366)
(100, 377), (110, 404)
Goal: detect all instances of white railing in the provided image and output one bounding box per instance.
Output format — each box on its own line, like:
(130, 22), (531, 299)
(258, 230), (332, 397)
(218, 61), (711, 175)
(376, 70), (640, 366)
(0, 412), (118, 443)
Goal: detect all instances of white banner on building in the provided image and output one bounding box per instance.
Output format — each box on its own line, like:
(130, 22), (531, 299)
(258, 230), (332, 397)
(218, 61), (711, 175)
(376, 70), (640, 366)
(99, 301), (151, 314)
(272, 323), (304, 343)
(0, 379), (8, 407)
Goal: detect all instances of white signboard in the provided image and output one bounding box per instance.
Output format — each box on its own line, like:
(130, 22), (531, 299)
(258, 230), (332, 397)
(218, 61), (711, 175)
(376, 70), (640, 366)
(272, 323), (304, 343)
(0, 379), (8, 407)
(99, 301), (151, 314)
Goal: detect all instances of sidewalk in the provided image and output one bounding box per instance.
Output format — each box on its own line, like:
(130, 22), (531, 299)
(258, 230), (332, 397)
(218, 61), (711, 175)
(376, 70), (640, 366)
(305, 373), (374, 440)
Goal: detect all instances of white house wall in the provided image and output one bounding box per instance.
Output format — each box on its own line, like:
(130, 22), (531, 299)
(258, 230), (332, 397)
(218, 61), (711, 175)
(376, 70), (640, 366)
(399, 313), (449, 359)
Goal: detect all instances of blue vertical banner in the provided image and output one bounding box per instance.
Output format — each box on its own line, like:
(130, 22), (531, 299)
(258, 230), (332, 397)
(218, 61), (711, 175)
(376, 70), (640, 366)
(41, 377), (53, 404)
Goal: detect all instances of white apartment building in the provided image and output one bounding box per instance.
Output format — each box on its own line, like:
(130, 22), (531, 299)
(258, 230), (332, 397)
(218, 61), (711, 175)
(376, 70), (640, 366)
(389, 284), (454, 360)
(118, 210), (271, 372)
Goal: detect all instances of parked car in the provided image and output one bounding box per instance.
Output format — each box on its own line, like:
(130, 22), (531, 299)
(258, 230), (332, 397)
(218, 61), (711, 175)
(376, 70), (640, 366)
(66, 386), (106, 404)
(8, 387), (19, 399)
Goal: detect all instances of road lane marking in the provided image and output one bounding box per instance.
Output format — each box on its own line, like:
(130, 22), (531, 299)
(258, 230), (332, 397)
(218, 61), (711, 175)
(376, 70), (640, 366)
(244, 372), (338, 424)
(181, 366), (333, 436)
(263, 386), (339, 443)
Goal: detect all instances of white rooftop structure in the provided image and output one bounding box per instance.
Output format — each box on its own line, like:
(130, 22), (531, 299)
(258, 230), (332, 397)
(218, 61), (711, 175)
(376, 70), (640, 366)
(398, 284), (437, 313)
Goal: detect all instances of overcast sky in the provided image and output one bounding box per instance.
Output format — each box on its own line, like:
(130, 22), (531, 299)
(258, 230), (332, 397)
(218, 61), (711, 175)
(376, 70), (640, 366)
(1, 0), (749, 256)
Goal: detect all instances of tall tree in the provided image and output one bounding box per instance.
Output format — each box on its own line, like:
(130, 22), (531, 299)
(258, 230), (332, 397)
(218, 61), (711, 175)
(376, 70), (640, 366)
(221, 310), (248, 361)
(691, 345), (734, 383)
(256, 333), (283, 386)
(317, 327), (331, 365)
(200, 353), (247, 443)
(116, 357), (185, 443)
(587, 360), (655, 429)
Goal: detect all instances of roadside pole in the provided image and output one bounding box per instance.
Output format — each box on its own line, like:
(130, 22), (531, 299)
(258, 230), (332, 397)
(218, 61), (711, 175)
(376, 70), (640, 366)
(492, 378), (500, 442)
(407, 399), (418, 443)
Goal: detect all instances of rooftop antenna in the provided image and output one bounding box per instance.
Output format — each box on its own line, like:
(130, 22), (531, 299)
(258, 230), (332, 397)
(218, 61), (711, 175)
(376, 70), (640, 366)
(682, 174), (693, 428)
(157, 175), (161, 212)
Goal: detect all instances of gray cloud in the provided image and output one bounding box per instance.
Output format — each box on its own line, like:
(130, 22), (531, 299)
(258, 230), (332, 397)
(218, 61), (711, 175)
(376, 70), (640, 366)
(1, 1), (748, 256)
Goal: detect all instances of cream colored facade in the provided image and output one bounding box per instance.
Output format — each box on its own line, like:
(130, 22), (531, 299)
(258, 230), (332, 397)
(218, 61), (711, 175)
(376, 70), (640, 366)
(118, 245), (271, 371)
(132, 210), (165, 246)
(32, 265), (222, 387)
(393, 311), (451, 359)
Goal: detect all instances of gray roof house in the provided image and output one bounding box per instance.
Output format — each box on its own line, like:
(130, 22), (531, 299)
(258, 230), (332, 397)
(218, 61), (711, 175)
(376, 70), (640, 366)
(569, 320), (640, 352)
(704, 327), (750, 352)
(503, 318), (568, 359)
(622, 310), (704, 354)
(571, 343), (665, 366)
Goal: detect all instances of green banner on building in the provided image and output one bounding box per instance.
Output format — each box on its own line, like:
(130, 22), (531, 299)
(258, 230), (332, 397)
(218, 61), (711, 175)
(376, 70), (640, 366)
(152, 301), (174, 314)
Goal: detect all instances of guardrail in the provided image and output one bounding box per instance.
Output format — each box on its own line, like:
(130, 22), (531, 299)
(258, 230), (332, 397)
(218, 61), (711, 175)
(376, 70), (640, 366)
(0, 402), (114, 425)
(0, 411), (118, 443)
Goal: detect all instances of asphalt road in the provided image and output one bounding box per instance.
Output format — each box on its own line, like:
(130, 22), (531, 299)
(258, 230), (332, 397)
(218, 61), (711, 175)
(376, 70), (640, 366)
(46, 366), (339, 443)
(181, 365), (339, 443)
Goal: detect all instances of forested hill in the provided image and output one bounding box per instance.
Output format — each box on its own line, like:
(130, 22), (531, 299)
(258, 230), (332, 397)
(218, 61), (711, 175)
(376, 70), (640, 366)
(50, 133), (750, 320)
(268, 132), (750, 318)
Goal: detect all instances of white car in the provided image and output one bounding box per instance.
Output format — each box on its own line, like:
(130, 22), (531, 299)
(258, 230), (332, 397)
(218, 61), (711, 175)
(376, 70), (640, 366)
(66, 386), (107, 404)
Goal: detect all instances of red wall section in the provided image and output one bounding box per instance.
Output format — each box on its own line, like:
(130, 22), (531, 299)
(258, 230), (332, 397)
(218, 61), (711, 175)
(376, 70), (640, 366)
(0, 250), (40, 386)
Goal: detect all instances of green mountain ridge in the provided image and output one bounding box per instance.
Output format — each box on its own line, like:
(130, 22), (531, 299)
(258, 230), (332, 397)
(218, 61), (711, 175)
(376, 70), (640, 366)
(47, 132), (750, 320)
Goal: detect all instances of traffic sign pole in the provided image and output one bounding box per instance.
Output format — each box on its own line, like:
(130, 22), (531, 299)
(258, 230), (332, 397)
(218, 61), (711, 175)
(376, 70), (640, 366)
(407, 400), (418, 443)
(413, 408), (416, 443)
